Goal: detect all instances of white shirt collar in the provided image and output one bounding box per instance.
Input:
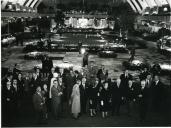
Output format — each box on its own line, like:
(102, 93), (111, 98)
(155, 80), (159, 85)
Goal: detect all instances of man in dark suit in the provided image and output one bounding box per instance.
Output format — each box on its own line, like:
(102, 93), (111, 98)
(137, 80), (150, 122)
(47, 39), (52, 52)
(125, 80), (138, 116)
(30, 73), (42, 95)
(120, 70), (133, 98)
(48, 67), (56, 91)
(35, 67), (42, 79)
(145, 74), (153, 88)
(151, 63), (161, 77)
(12, 63), (20, 79)
(47, 57), (53, 74)
(33, 86), (47, 124)
(87, 61), (98, 85)
(151, 75), (165, 112)
(129, 48), (135, 62)
(65, 70), (75, 102)
(79, 77), (88, 114)
(74, 70), (82, 81)
(42, 56), (48, 77)
(51, 80), (63, 120)
(111, 78), (122, 116)
(139, 68), (150, 81)
(78, 41), (82, 54)
(83, 51), (89, 67)
(97, 65), (107, 82)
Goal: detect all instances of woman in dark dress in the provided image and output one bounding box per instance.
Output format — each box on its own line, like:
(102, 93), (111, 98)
(11, 79), (20, 118)
(17, 73), (25, 108)
(100, 81), (111, 118)
(79, 77), (88, 114)
(2, 81), (14, 125)
(88, 78), (100, 117)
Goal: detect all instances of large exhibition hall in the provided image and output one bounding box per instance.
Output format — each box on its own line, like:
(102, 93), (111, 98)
(1, 0), (171, 127)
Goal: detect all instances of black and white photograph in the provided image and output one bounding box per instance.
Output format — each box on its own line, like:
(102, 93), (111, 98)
(1, 0), (171, 127)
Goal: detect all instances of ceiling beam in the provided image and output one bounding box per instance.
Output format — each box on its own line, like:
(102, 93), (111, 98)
(33, 0), (42, 9)
(25, 0), (34, 7)
(30, 0), (38, 8)
(1, 0), (9, 10)
(127, 0), (138, 12)
(131, 0), (142, 13)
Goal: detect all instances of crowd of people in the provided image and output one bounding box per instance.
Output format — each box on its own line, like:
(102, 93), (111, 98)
(1, 60), (170, 125)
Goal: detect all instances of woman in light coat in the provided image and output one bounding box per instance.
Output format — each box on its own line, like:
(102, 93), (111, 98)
(71, 79), (81, 119)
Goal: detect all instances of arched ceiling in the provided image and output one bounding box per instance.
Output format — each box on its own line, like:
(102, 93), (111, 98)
(1, 0), (42, 10)
(1, 0), (170, 13)
(127, 0), (170, 13)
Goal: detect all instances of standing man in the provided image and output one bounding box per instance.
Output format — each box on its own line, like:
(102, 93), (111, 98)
(129, 48), (135, 62)
(51, 79), (63, 120)
(125, 80), (136, 116)
(30, 72), (41, 95)
(47, 57), (53, 75)
(120, 69), (133, 98)
(48, 67), (56, 91)
(97, 65), (108, 82)
(151, 75), (165, 112)
(100, 82), (111, 118)
(74, 70), (83, 81)
(42, 56), (48, 77)
(111, 78), (122, 116)
(78, 41), (82, 54)
(139, 68), (150, 81)
(137, 80), (150, 122)
(120, 69), (133, 113)
(87, 61), (98, 85)
(33, 86), (47, 124)
(48, 39), (52, 52)
(151, 63), (161, 78)
(145, 74), (153, 88)
(83, 51), (89, 67)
